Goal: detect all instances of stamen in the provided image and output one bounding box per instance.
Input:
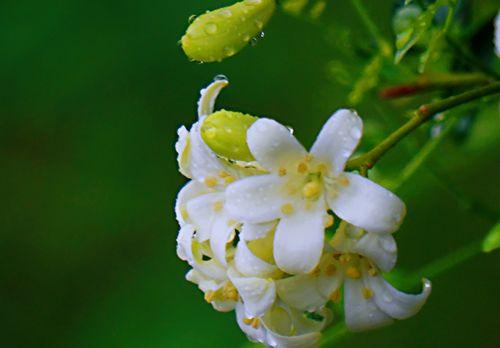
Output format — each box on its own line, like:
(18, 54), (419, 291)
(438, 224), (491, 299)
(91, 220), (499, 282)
(243, 318), (253, 325)
(316, 163), (328, 174)
(224, 175), (235, 184)
(362, 287), (373, 299)
(204, 290), (217, 303)
(329, 289), (341, 303)
(339, 254), (351, 264)
(368, 267), (378, 277)
(251, 318), (260, 329)
(222, 282), (239, 301)
(345, 266), (361, 279)
(219, 171), (230, 178)
(281, 203), (294, 215)
(297, 162), (308, 174)
(213, 201), (224, 212)
(204, 176), (217, 188)
(338, 175), (350, 187)
(305, 154), (313, 162)
(302, 181), (321, 199)
(278, 167), (287, 176)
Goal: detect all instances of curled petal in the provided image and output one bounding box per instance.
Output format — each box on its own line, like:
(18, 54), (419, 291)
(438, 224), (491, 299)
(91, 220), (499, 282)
(241, 221), (276, 241)
(197, 79), (229, 118)
(276, 275), (328, 312)
(176, 224), (196, 262)
(344, 277), (393, 332)
(210, 213), (237, 266)
(310, 109), (363, 175)
(229, 268), (276, 318)
(274, 206), (325, 274)
(175, 126), (191, 178)
(364, 271), (432, 320)
(236, 302), (268, 344)
(353, 233), (397, 272)
(175, 180), (210, 226)
(226, 174), (286, 223)
(185, 192), (223, 241)
(247, 118), (307, 172)
(234, 240), (281, 278)
(328, 173), (406, 234)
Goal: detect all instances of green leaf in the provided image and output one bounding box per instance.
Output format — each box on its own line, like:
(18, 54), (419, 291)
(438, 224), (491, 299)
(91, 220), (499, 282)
(482, 222), (500, 253)
(394, 0), (457, 64)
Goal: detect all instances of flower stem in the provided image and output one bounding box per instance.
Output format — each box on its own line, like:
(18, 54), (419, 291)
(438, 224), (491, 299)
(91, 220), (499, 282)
(346, 81), (500, 171)
(379, 73), (492, 99)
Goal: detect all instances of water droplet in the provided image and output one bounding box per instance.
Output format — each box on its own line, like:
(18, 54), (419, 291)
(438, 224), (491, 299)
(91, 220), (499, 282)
(204, 22), (218, 35)
(188, 14), (197, 24)
(214, 74), (228, 82)
(220, 9), (232, 18)
(250, 32), (265, 46)
(382, 293), (393, 303)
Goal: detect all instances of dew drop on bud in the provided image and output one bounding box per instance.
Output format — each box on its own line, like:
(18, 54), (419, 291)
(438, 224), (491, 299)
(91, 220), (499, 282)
(204, 22), (218, 35)
(214, 74), (229, 82)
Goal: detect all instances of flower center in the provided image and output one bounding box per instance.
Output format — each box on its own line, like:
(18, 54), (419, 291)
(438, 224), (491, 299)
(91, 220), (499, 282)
(280, 155), (329, 202)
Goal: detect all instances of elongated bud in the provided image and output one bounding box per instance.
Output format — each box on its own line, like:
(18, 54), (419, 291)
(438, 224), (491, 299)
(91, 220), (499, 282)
(181, 0), (276, 63)
(201, 110), (257, 162)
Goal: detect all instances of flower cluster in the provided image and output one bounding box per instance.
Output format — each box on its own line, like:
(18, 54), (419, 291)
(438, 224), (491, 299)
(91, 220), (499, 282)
(175, 78), (431, 347)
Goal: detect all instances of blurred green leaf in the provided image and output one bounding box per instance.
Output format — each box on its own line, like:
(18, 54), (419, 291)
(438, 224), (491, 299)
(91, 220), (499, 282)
(482, 222), (500, 253)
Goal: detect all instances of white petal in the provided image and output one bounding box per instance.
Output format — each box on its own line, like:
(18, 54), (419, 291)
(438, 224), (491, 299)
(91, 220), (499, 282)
(364, 272), (432, 320)
(211, 299), (237, 312)
(226, 174), (286, 223)
(241, 221), (277, 241)
(235, 240), (281, 278)
(229, 269), (276, 317)
(495, 11), (500, 57)
(197, 79), (229, 118)
(310, 109), (363, 175)
(276, 275), (328, 312)
(175, 180), (210, 226)
(185, 192), (223, 241)
(328, 172), (406, 233)
(189, 122), (228, 182)
(176, 224), (196, 262)
(274, 207), (325, 274)
(175, 126), (192, 178)
(344, 277), (393, 332)
(266, 331), (322, 348)
(236, 302), (268, 344)
(353, 233), (397, 272)
(210, 213), (237, 266)
(247, 118), (307, 172)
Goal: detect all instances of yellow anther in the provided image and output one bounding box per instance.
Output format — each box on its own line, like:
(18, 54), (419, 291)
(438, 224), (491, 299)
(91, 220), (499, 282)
(324, 214), (334, 228)
(339, 254), (351, 264)
(362, 287), (373, 300)
(368, 267), (378, 277)
(222, 282), (239, 301)
(338, 175), (350, 187)
(219, 171), (231, 178)
(325, 264), (337, 276)
(204, 176), (218, 187)
(251, 318), (260, 329)
(281, 203), (294, 215)
(329, 289), (341, 303)
(204, 290), (217, 303)
(316, 163), (328, 174)
(278, 167), (287, 176)
(213, 201), (224, 212)
(243, 318), (253, 325)
(224, 175), (236, 184)
(297, 162), (308, 174)
(302, 181), (321, 199)
(305, 154), (313, 162)
(345, 266), (361, 279)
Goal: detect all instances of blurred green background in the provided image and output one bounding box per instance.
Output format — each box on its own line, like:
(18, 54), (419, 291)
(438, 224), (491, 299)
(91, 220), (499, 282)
(1, 0), (499, 347)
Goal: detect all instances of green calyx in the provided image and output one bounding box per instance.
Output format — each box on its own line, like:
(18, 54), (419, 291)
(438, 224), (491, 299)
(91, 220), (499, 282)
(181, 0), (276, 63)
(201, 110), (257, 162)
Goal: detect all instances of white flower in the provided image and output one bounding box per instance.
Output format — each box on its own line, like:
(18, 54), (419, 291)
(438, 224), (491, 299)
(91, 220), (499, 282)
(236, 301), (332, 348)
(275, 222), (431, 332)
(225, 110), (406, 274)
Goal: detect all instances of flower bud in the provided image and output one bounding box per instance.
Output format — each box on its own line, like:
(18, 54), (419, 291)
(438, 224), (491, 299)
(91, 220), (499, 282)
(201, 110), (257, 162)
(181, 0), (276, 63)
(482, 222), (500, 253)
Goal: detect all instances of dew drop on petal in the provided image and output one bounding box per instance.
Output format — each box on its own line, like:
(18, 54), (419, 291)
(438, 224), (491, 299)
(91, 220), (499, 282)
(204, 22), (218, 35)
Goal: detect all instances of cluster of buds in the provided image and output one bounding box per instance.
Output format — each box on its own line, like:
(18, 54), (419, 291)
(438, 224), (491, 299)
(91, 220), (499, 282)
(175, 77), (431, 347)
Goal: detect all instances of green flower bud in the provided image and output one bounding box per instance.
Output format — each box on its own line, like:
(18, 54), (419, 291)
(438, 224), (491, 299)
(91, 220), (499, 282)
(482, 221), (500, 253)
(201, 110), (257, 162)
(181, 0), (276, 63)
